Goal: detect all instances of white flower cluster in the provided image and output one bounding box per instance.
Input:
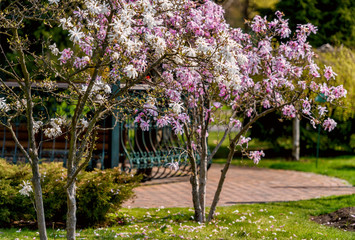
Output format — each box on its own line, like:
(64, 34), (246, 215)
(81, 79), (111, 96)
(156, 0), (173, 11)
(59, 17), (73, 30)
(80, 118), (89, 129)
(48, 0), (60, 5)
(182, 46), (197, 58)
(19, 180), (33, 197)
(92, 79), (111, 94)
(196, 37), (213, 54)
(124, 65), (138, 79)
(85, 0), (110, 15)
(0, 97), (9, 112)
(49, 43), (60, 56)
(33, 121), (43, 134)
(44, 118), (66, 139)
(169, 102), (184, 114)
(145, 33), (167, 57)
(68, 26), (84, 43)
(81, 79), (111, 104)
(210, 33), (246, 90)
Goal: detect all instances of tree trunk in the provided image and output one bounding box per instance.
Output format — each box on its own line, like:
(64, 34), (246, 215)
(292, 118), (300, 161)
(66, 179), (77, 240)
(190, 173), (202, 222)
(207, 143), (236, 221)
(198, 136), (208, 222)
(31, 162), (48, 240)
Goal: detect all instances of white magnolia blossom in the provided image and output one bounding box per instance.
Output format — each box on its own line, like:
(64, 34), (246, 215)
(125, 38), (143, 54)
(86, 0), (110, 15)
(143, 12), (156, 29)
(103, 84), (111, 94)
(124, 65), (138, 79)
(196, 37), (212, 54)
(92, 79), (111, 93)
(158, 0), (173, 11)
(111, 52), (120, 61)
(154, 37), (166, 57)
(237, 54), (248, 65)
(0, 97), (9, 112)
(166, 161), (179, 171)
(59, 17), (73, 30)
(169, 102), (184, 114)
(19, 180), (33, 197)
(44, 118), (66, 138)
(145, 96), (156, 107)
(80, 118), (89, 128)
(33, 121), (43, 134)
(49, 43), (60, 56)
(120, 8), (135, 27)
(95, 94), (105, 104)
(81, 79), (111, 96)
(87, 19), (100, 29)
(44, 126), (62, 139)
(48, 0), (60, 4)
(69, 26), (84, 43)
(182, 46), (197, 58)
(51, 117), (66, 126)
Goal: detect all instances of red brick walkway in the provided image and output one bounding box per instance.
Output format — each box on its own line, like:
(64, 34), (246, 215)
(123, 165), (355, 208)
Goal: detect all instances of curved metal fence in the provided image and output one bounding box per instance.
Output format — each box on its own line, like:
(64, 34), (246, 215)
(1, 116), (210, 180)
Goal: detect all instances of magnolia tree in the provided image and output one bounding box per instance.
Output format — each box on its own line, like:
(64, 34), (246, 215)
(0, 0), (346, 238)
(136, 3), (347, 222)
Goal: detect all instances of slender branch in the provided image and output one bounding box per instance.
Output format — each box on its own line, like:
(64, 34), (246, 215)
(5, 120), (32, 164)
(66, 130), (97, 188)
(208, 110), (238, 160)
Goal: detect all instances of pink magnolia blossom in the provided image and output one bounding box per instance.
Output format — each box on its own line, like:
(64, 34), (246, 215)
(323, 118), (337, 132)
(238, 136), (251, 148)
(59, 48), (73, 64)
(324, 66), (337, 81)
(248, 151), (265, 164)
(282, 105), (296, 118)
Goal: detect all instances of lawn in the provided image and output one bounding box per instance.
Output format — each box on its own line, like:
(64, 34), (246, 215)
(0, 194), (354, 239)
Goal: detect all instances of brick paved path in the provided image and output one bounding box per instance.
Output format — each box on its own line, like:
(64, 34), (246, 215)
(123, 165), (355, 208)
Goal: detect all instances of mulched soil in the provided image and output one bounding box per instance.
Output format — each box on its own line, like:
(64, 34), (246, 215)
(311, 207), (355, 232)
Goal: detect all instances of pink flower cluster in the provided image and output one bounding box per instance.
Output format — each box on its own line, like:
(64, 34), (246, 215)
(248, 151), (265, 164)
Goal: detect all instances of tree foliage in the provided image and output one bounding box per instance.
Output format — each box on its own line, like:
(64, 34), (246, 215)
(258, 0), (355, 48)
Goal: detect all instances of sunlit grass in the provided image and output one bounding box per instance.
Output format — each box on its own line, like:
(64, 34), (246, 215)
(0, 195), (354, 239)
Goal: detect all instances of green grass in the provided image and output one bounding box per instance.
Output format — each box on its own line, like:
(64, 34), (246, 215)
(213, 155), (355, 186)
(0, 195), (354, 239)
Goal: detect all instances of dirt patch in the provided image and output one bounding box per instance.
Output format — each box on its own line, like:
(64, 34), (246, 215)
(311, 207), (355, 232)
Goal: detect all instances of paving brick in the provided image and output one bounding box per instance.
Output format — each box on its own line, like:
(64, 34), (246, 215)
(123, 165), (355, 208)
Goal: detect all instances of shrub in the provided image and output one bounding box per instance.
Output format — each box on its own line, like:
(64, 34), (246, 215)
(76, 169), (141, 227)
(0, 160), (140, 227)
(0, 159), (33, 226)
